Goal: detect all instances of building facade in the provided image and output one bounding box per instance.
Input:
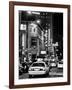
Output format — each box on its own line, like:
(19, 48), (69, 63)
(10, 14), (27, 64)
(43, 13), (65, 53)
(19, 11), (55, 63)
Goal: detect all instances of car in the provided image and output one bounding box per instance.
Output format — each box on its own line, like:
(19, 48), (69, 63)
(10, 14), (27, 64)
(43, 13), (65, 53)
(19, 62), (29, 75)
(50, 61), (57, 68)
(19, 64), (24, 75)
(28, 61), (50, 78)
(58, 61), (63, 68)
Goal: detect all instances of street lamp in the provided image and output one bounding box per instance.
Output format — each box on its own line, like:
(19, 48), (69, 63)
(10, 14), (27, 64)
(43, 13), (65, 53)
(27, 11), (32, 15)
(36, 20), (40, 24)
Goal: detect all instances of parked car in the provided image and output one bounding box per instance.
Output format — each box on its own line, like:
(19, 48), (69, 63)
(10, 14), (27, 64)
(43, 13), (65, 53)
(19, 62), (29, 75)
(50, 60), (57, 68)
(19, 64), (24, 75)
(28, 61), (50, 78)
(58, 61), (63, 68)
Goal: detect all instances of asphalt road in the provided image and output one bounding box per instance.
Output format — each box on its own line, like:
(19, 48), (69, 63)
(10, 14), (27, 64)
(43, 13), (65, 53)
(19, 67), (63, 79)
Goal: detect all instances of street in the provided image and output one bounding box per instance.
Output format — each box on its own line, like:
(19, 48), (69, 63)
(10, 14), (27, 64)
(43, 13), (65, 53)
(19, 67), (63, 79)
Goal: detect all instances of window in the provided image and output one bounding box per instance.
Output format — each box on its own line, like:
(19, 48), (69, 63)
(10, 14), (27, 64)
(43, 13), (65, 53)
(31, 37), (37, 47)
(34, 28), (35, 32)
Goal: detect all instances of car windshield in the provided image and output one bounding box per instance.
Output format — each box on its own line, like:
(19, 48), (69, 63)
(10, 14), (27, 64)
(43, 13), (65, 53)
(32, 63), (45, 67)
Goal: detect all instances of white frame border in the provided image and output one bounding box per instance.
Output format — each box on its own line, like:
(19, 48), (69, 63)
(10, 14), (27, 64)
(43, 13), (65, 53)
(14, 5), (68, 85)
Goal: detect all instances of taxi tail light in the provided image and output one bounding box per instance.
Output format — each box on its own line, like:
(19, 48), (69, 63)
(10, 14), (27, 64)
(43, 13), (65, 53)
(29, 68), (34, 71)
(40, 68), (45, 71)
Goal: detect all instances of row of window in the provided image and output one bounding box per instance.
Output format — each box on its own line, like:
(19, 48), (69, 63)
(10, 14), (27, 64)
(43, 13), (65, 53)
(29, 28), (36, 32)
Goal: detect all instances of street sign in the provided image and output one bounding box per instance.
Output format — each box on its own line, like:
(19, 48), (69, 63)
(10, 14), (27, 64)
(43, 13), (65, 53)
(41, 51), (46, 54)
(53, 42), (58, 46)
(20, 24), (26, 30)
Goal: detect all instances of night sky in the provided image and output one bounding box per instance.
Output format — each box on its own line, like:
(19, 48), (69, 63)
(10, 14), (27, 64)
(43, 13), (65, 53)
(52, 13), (63, 43)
